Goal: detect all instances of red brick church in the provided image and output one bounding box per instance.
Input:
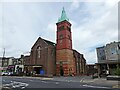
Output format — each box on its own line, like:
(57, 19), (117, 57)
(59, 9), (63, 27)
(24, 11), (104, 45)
(24, 8), (86, 76)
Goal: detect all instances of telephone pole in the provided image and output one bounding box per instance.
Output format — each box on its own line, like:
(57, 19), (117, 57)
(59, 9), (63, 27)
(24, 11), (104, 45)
(3, 48), (5, 58)
(2, 48), (5, 67)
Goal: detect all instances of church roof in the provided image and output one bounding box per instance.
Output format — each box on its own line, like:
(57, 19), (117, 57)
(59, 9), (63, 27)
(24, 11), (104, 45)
(57, 7), (69, 23)
(31, 37), (55, 49)
(43, 39), (55, 46)
(38, 37), (55, 46)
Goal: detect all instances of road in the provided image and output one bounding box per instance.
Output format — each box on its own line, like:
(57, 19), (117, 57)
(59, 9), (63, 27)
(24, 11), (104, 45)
(1, 76), (115, 89)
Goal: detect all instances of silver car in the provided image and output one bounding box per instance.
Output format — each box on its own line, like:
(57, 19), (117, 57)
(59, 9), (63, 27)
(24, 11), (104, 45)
(2, 72), (9, 76)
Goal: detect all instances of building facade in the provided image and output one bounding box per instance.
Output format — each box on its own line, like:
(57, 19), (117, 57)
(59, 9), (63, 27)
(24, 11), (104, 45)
(1, 57), (14, 72)
(96, 41), (120, 76)
(23, 8), (86, 76)
(73, 50), (86, 75)
(0, 55), (24, 75)
(24, 37), (56, 76)
(56, 8), (75, 76)
(0, 58), (2, 67)
(86, 64), (97, 75)
(55, 8), (86, 76)
(0, 58), (3, 73)
(23, 55), (30, 75)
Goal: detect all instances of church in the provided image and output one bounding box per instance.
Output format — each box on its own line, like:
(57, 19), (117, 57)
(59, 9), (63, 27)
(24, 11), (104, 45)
(24, 8), (86, 76)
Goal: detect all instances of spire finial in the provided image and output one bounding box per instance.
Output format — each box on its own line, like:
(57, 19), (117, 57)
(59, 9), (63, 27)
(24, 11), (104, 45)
(57, 7), (69, 23)
(63, 7), (65, 11)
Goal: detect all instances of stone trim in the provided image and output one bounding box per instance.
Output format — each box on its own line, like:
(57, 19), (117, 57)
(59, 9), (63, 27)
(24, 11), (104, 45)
(56, 61), (69, 64)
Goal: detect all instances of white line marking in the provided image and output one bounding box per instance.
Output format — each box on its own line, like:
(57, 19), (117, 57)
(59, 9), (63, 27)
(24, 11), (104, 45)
(3, 84), (11, 86)
(55, 82), (59, 84)
(12, 85), (20, 88)
(2, 87), (10, 89)
(21, 87), (25, 89)
(41, 81), (48, 83)
(3, 81), (29, 89)
(12, 86), (16, 88)
(83, 84), (109, 88)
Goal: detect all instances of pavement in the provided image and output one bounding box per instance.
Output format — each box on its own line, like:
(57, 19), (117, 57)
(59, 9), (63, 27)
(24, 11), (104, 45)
(2, 76), (97, 89)
(0, 76), (2, 90)
(1, 76), (120, 89)
(52, 76), (120, 88)
(81, 77), (120, 88)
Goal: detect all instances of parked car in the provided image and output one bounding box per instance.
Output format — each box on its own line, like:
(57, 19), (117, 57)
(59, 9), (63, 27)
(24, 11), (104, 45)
(2, 72), (9, 76)
(2, 72), (13, 76)
(91, 73), (98, 79)
(8, 72), (13, 76)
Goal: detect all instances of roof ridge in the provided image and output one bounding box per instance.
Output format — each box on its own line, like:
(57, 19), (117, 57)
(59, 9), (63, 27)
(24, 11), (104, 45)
(42, 38), (55, 46)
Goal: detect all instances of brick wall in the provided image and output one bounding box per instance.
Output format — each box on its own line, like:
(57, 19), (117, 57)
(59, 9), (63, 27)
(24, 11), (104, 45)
(28, 37), (56, 76)
(56, 49), (75, 76)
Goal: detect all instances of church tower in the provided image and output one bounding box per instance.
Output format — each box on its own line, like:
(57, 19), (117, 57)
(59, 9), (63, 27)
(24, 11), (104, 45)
(56, 8), (75, 76)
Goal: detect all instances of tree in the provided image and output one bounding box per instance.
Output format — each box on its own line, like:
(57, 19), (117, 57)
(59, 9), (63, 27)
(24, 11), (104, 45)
(113, 64), (120, 76)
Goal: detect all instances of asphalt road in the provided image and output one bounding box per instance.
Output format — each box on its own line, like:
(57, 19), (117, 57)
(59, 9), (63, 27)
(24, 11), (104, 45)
(1, 76), (115, 90)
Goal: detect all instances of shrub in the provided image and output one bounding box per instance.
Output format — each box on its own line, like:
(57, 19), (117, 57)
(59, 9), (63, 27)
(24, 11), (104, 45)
(112, 64), (120, 76)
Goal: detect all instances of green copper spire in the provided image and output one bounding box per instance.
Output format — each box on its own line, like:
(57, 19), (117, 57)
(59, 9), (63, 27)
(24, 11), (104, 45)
(57, 7), (69, 23)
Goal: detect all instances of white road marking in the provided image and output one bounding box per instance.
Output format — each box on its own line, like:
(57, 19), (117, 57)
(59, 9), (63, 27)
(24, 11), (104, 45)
(2, 87), (10, 89)
(21, 87), (25, 89)
(41, 80), (59, 85)
(41, 81), (48, 83)
(42, 78), (53, 80)
(80, 78), (84, 82)
(3, 84), (11, 86)
(12, 86), (16, 88)
(3, 81), (29, 89)
(55, 82), (59, 84)
(83, 84), (109, 88)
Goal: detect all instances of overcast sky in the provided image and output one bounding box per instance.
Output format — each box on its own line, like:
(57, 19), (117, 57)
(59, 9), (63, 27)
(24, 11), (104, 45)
(0, 0), (119, 64)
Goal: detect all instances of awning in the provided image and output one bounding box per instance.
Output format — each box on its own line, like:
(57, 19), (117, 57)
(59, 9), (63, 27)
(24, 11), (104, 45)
(0, 67), (3, 70)
(1, 67), (7, 70)
(8, 65), (15, 68)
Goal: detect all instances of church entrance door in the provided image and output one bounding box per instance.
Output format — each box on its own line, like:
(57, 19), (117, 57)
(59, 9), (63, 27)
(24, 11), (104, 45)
(60, 66), (64, 76)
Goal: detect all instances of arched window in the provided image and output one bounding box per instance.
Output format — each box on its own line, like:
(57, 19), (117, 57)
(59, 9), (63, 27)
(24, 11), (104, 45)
(37, 46), (41, 58)
(67, 26), (71, 31)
